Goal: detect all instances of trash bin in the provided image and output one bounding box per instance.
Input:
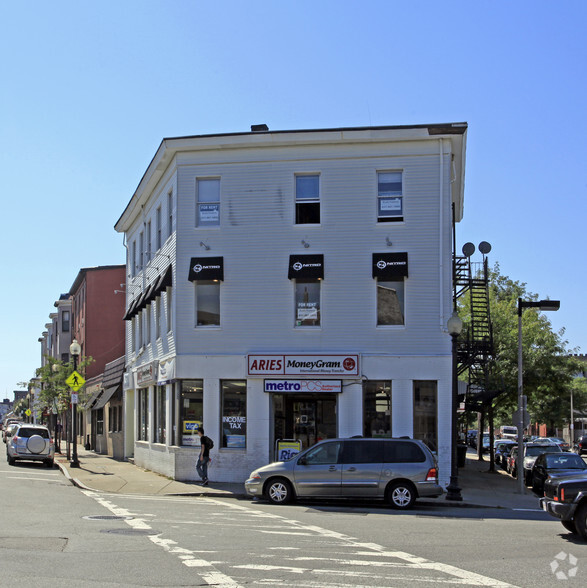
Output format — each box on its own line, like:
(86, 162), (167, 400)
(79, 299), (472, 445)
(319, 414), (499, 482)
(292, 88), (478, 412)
(457, 444), (467, 468)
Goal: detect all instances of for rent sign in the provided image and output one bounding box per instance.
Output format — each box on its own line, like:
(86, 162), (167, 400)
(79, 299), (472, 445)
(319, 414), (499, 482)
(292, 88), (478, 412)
(248, 354), (359, 376)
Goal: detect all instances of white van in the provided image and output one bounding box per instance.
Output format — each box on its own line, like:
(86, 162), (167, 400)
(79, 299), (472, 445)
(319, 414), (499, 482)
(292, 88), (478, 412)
(500, 426), (518, 440)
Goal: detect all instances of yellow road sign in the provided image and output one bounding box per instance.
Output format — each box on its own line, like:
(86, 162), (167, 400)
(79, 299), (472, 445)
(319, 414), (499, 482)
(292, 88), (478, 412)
(66, 371), (85, 391)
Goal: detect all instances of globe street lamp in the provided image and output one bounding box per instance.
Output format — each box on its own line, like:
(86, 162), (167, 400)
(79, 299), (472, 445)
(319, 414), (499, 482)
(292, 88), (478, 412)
(69, 339), (81, 468)
(446, 310), (463, 501)
(516, 298), (560, 494)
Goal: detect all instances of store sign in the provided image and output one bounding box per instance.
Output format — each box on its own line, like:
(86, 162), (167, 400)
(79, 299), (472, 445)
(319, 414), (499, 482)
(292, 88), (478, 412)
(276, 439), (302, 461)
(248, 354), (359, 376)
(222, 415), (246, 448)
(157, 359), (175, 384)
(264, 380), (342, 393)
(135, 361), (158, 387)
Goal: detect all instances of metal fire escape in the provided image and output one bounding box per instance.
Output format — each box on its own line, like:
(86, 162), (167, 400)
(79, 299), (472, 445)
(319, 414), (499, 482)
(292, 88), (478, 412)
(453, 248), (495, 411)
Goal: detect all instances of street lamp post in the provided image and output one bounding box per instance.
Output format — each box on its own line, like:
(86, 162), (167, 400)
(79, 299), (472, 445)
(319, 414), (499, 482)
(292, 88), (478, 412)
(69, 339), (81, 468)
(516, 298), (560, 494)
(446, 310), (463, 501)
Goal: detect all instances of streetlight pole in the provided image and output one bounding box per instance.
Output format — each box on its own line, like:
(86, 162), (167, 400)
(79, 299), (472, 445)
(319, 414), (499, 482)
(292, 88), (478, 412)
(446, 310), (463, 501)
(70, 339), (81, 468)
(516, 298), (560, 494)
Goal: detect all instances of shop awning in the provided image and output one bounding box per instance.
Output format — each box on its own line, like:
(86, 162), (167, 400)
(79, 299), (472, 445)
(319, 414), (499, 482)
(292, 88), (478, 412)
(188, 257), (224, 281)
(372, 252), (408, 280)
(288, 254), (324, 280)
(93, 385), (122, 410)
(123, 265), (173, 320)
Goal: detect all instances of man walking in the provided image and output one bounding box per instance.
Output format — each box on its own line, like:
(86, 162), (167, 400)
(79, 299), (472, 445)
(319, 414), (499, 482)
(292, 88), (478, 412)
(196, 428), (213, 486)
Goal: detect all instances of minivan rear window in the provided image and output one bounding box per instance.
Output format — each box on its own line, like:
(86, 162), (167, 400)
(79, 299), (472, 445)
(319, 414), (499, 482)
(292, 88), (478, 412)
(342, 441), (383, 464)
(384, 441), (426, 463)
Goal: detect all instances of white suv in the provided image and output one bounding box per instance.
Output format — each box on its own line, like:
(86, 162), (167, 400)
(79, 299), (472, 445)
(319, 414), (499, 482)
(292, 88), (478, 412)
(6, 424), (55, 467)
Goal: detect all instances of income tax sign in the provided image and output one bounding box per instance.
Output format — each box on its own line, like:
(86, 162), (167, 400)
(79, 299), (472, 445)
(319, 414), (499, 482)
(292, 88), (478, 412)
(248, 354), (359, 376)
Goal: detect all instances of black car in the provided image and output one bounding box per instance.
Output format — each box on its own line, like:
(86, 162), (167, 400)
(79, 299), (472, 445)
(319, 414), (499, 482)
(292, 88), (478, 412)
(576, 436), (587, 455)
(532, 453), (587, 495)
(540, 472), (587, 539)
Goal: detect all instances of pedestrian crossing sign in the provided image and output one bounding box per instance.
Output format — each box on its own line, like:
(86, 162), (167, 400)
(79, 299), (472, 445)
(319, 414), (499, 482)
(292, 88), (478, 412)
(66, 371), (85, 391)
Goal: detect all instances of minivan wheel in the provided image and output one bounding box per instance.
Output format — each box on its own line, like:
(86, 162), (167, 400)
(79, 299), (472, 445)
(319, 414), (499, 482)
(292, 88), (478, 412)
(387, 482), (416, 510)
(265, 478), (293, 505)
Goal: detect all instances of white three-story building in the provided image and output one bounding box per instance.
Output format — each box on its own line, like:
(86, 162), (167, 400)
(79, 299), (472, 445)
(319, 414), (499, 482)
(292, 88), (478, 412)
(114, 123), (467, 486)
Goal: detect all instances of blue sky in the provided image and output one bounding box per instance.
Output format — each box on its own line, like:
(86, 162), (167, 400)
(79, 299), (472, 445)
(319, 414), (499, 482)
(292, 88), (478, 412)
(1, 0), (585, 398)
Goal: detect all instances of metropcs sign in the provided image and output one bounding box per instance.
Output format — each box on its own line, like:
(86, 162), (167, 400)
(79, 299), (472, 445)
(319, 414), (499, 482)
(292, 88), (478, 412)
(248, 354), (359, 376)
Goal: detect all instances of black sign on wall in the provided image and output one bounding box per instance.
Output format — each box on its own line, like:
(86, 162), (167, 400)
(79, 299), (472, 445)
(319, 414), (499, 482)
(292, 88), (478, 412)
(372, 252), (409, 279)
(288, 254), (324, 279)
(188, 257), (224, 281)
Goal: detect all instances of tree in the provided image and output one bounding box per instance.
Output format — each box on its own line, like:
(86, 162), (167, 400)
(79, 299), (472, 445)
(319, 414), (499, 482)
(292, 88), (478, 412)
(459, 263), (585, 434)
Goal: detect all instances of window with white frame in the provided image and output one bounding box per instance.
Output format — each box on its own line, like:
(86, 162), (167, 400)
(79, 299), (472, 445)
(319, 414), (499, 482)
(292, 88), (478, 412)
(295, 174), (320, 224)
(376, 279), (405, 325)
(154, 385), (166, 444)
(155, 296), (161, 340)
(146, 220), (152, 263)
(377, 171), (403, 222)
(131, 316), (136, 352)
(196, 178), (220, 227)
(132, 240), (137, 275)
(145, 304), (151, 345)
(139, 231), (144, 270)
(166, 287), (172, 333)
(138, 310), (144, 348)
(294, 279), (321, 327)
(168, 190), (173, 237)
(156, 206), (162, 250)
(62, 310), (70, 332)
(195, 280), (220, 326)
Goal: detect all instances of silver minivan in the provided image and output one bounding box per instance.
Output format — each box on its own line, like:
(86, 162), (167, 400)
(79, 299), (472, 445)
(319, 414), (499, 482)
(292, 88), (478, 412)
(245, 437), (442, 509)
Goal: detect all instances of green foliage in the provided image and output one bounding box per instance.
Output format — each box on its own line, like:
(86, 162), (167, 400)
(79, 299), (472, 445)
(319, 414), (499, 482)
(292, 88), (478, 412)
(459, 263), (584, 431)
(20, 355), (94, 414)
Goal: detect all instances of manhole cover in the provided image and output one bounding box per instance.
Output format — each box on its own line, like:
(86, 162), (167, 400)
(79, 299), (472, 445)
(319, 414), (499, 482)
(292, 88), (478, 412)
(83, 515), (134, 521)
(101, 529), (160, 536)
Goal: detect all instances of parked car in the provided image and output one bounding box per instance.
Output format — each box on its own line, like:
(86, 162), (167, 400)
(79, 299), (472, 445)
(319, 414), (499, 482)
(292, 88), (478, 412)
(244, 437), (442, 509)
(576, 436), (587, 455)
(535, 437), (570, 452)
(540, 471), (587, 539)
(6, 424), (54, 467)
(532, 452), (587, 495)
(507, 442), (562, 483)
(2, 422), (20, 444)
(494, 440), (517, 467)
(467, 430), (478, 448)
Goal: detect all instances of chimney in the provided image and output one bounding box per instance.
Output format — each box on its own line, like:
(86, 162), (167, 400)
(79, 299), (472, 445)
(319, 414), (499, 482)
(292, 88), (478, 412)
(251, 124), (269, 132)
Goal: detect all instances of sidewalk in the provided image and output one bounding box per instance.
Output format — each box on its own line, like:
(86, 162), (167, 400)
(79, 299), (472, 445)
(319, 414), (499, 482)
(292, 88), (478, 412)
(55, 445), (542, 510)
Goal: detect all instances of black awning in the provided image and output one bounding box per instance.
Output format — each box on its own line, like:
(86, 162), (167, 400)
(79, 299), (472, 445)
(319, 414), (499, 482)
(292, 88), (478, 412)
(123, 296), (140, 321)
(93, 385), (121, 410)
(288, 254), (324, 279)
(372, 252), (409, 279)
(188, 257), (224, 281)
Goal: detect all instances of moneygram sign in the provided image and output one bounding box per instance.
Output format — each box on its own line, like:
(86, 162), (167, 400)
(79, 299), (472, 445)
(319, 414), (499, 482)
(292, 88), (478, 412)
(248, 354), (359, 376)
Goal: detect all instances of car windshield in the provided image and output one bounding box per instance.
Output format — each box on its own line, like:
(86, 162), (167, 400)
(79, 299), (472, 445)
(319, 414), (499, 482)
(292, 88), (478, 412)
(526, 445), (560, 457)
(545, 454), (586, 469)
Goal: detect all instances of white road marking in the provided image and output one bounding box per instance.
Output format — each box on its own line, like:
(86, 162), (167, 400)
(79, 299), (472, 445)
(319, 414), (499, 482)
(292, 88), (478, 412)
(82, 490), (244, 587)
(7, 476), (62, 481)
(80, 491), (518, 588)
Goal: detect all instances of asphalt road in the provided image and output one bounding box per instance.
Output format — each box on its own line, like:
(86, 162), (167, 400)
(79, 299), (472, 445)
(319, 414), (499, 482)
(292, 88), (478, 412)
(1, 458), (586, 587)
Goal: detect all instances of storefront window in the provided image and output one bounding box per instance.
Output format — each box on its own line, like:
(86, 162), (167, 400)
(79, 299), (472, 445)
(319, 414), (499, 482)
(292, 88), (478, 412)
(363, 381), (392, 437)
(413, 381), (437, 453)
(181, 380), (203, 446)
(154, 385), (166, 444)
(295, 279), (321, 326)
(137, 388), (148, 441)
(221, 380), (247, 448)
(96, 408), (104, 435)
